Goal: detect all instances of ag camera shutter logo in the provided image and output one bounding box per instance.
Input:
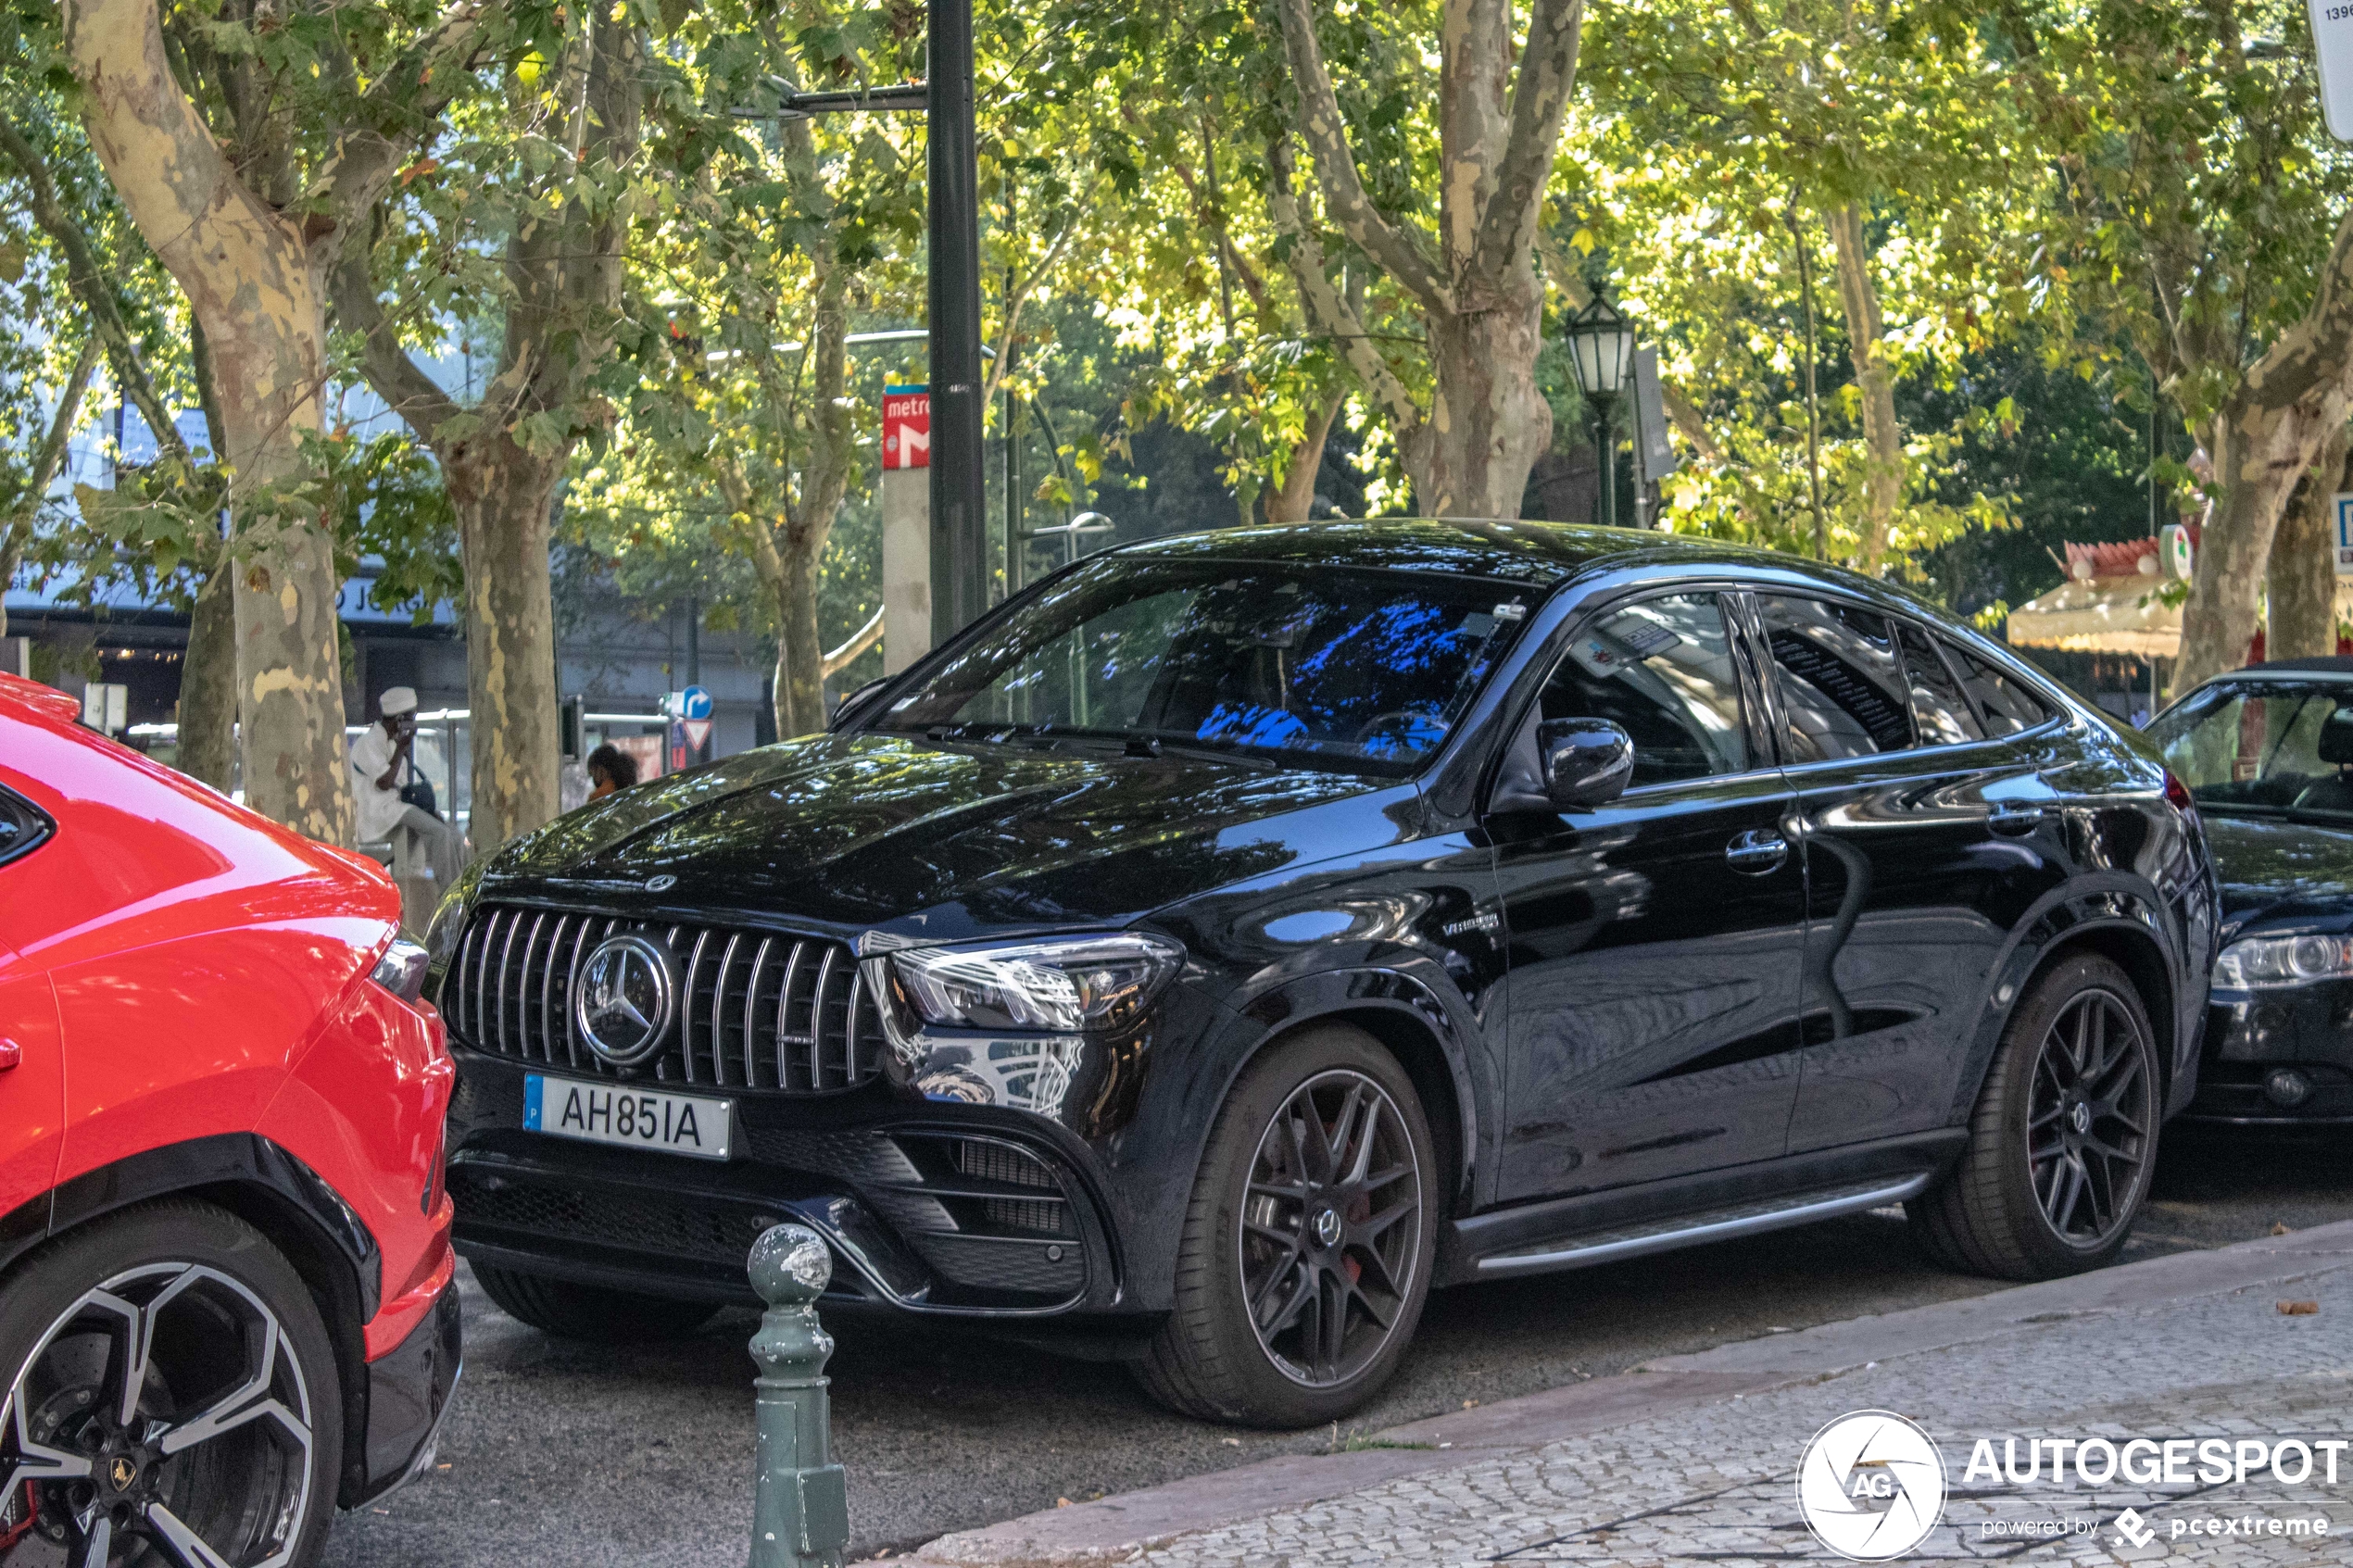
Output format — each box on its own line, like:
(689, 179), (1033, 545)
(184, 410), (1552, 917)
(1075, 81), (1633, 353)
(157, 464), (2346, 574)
(1796, 1411), (1948, 1561)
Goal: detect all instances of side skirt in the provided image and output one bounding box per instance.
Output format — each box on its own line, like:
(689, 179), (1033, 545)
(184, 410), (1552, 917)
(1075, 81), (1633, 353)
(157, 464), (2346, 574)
(1441, 1129), (1965, 1286)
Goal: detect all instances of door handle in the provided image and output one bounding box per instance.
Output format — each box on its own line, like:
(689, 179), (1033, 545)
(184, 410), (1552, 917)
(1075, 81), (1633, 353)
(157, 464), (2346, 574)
(0, 1039), (18, 1073)
(1987, 804), (2045, 836)
(1725, 829), (1790, 873)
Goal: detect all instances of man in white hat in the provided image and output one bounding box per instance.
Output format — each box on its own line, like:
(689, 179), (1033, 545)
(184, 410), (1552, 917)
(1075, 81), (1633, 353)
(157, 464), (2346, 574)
(348, 686), (463, 892)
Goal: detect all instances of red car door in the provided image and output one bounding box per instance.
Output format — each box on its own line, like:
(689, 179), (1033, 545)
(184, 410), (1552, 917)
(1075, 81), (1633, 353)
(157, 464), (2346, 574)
(0, 779), (65, 1224)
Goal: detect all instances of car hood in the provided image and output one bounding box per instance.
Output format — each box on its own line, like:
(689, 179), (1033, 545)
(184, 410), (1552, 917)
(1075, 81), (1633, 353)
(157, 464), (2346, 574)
(480, 732), (1416, 941)
(2202, 812), (2353, 936)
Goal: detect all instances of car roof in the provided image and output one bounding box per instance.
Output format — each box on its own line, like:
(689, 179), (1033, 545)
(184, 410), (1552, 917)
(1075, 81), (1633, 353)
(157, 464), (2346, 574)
(2241, 657), (2353, 676)
(1108, 517), (1858, 590)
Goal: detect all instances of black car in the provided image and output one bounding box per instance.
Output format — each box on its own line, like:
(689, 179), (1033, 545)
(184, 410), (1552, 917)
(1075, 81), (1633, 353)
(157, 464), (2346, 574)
(2146, 657), (2353, 1122)
(426, 520), (2217, 1425)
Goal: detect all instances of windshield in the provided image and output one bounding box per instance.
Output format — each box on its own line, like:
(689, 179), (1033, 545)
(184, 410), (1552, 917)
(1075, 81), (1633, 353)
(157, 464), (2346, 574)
(871, 557), (1534, 775)
(2146, 683), (2353, 820)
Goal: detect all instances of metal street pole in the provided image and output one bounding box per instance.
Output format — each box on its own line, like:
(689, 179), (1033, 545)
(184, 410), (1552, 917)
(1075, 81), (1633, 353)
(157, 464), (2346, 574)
(1592, 396), (1617, 530)
(927, 0), (987, 646)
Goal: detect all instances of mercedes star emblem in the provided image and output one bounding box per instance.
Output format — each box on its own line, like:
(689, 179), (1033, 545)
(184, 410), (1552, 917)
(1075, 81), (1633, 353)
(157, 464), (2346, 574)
(573, 934), (676, 1065)
(646, 873), (677, 892)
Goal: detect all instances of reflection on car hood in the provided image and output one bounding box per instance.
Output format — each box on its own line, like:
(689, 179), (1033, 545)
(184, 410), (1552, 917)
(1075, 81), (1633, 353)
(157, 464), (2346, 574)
(481, 732), (1408, 941)
(2203, 813), (2353, 935)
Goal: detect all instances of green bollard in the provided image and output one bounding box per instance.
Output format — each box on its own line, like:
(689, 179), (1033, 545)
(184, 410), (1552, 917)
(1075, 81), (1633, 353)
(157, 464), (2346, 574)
(747, 1223), (849, 1568)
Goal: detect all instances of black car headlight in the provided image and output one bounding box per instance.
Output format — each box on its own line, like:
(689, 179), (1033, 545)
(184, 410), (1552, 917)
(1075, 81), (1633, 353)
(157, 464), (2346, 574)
(370, 936), (432, 1004)
(886, 933), (1184, 1034)
(421, 857), (487, 973)
(2213, 933), (2353, 991)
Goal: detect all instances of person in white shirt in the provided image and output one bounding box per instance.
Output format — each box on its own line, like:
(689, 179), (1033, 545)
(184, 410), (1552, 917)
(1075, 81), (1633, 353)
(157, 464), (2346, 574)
(348, 686), (464, 891)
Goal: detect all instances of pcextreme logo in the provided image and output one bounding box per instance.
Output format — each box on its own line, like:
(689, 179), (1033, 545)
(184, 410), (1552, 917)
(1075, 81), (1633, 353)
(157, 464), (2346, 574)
(1796, 1411), (1949, 1561)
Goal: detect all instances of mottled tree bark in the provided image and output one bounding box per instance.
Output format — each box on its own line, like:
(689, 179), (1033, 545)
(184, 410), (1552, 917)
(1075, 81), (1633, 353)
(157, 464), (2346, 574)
(64, 0), (484, 839)
(450, 448), (563, 840)
(738, 270), (856, 739)
(1265, 394), (1343, 523)
(173, 317), (238, 791)
(2177, 213), (2353, 690)
(176, 568), (239, 789)
(2269, 427), (2353, 662)
(1269, 0), (1582, 515)
(334, 9), (638, 852)
(1828, 205), (1903, 573)
(67, 0), (344, 836)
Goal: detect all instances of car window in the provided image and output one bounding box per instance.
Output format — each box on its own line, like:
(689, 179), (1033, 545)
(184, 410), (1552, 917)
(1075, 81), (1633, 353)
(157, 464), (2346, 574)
(1756, 596), (1914, 762)
(875, 558), (1530, 775)
(1539, 593), (1751, 787)
(0, 785), (51, 869)
(1944, 644), (2049, 735)
(2145, 684), (2353, 819)
(1894, 621), (1985, 746)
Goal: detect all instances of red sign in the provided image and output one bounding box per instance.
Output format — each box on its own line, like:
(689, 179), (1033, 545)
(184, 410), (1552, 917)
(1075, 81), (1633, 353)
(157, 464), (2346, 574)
(883, 384), (930, 470)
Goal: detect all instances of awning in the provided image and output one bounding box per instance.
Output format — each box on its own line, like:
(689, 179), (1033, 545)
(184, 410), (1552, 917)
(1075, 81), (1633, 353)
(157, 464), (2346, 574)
(2007, 576), (2353, 659)
(2006, 576), (2180, 659)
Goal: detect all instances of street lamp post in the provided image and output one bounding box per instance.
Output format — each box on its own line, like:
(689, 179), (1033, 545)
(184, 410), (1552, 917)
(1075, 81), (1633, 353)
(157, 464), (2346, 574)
(740, 0), (988, 650)
(1565, 292), (1638, 531)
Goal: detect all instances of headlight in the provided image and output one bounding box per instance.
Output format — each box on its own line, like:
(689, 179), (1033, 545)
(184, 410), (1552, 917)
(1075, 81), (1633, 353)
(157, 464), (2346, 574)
(371, 936), (432, 1004)
(888, 933), (1184, 1033)
(2212, 933), (2353, 991)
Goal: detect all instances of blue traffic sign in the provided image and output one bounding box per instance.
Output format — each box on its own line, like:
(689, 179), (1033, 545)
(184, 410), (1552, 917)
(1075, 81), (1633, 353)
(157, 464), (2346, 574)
(681, 685), (713, 721)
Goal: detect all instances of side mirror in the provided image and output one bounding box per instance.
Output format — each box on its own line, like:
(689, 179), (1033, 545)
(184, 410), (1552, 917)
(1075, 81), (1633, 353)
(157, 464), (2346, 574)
(1540, 719), (1634, 809)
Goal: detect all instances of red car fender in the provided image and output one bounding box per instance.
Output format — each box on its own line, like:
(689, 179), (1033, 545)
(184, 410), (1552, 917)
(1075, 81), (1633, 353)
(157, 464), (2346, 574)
(260, 977), (458, 1361)
(0, 676), (447, 1357)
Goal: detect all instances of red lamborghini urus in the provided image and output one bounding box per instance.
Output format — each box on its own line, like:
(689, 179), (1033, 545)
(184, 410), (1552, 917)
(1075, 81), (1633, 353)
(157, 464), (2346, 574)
(0, 673), (459, 1566)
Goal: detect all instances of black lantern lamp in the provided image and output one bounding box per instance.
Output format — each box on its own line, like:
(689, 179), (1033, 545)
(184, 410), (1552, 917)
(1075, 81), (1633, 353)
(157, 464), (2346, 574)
(1565, 291), (1638, 528)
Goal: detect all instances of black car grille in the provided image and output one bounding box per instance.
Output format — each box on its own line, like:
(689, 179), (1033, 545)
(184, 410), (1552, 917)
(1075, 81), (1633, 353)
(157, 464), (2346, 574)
(441, 903), (885, 1093)
(452, 1173), (785, 1266)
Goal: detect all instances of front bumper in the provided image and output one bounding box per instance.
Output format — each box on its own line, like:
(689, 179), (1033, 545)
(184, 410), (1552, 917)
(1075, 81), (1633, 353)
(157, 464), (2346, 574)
(2186, 988), (2353, 1123)
(444, 1048), (1132, 1322)
(349, 1279), (462, 1505)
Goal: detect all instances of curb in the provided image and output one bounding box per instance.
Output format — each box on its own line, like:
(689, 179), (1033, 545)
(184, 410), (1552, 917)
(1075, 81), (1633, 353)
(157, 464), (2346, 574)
(880, 1218), (2353, 1565)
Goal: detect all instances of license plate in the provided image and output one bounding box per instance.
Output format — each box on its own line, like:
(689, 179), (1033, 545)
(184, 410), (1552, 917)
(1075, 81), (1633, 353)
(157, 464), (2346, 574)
(523, 1074), (733, 1160)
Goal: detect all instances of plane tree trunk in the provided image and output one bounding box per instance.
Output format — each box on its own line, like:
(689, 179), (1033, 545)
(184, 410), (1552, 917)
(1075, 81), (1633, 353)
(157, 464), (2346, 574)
(2269, 426), (2352, 663)
(1268, 0), (1583, 515)
(1828, 205), (1904, 573)
(334, 9), (640, 852)
(65, 0), (485, 838)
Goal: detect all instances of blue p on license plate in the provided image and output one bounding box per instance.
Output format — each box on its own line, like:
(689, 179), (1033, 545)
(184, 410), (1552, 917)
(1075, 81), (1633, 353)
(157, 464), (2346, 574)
(523, 1074), (733, 1160)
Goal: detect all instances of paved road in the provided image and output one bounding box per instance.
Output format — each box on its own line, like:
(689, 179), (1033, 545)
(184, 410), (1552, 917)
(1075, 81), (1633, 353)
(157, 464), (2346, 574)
(320, 1123), (2353, 1566)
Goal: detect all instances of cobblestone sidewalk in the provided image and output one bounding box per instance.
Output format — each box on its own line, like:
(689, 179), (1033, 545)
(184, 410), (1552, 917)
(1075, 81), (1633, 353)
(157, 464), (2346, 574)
(1129, 1272), (2353, 1566)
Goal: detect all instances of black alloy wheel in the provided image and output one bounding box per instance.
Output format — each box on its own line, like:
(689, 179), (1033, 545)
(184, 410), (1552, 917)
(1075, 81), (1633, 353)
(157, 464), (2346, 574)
(1239, 1070), (1423, 1389)
(2026, 988), (2152, 1248)
(1136, 1023), (1438, 1427)
(0, 1200), (341, 1568)
(1909, 953), (2161, 1281)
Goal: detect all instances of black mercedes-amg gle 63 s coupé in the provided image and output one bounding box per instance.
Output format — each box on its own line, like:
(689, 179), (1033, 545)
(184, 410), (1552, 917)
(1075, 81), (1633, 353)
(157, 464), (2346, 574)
(427, 519), (2217, 1426)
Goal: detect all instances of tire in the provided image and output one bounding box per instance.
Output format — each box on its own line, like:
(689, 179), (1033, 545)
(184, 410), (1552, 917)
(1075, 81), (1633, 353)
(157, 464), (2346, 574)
(0, 1198), (345, 1568)
(1135, 1023), (1439, 1427)
(472, 1261), (719, 1341)
(1909, 953), (2161, 1281)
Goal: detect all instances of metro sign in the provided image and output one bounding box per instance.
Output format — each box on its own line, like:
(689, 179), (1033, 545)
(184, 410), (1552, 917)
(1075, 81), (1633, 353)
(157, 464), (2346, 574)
(883, 383), (930, 470)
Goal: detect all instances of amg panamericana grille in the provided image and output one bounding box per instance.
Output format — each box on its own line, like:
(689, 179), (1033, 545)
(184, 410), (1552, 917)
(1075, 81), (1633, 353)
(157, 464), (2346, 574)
(441, 903), (884, 1092)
